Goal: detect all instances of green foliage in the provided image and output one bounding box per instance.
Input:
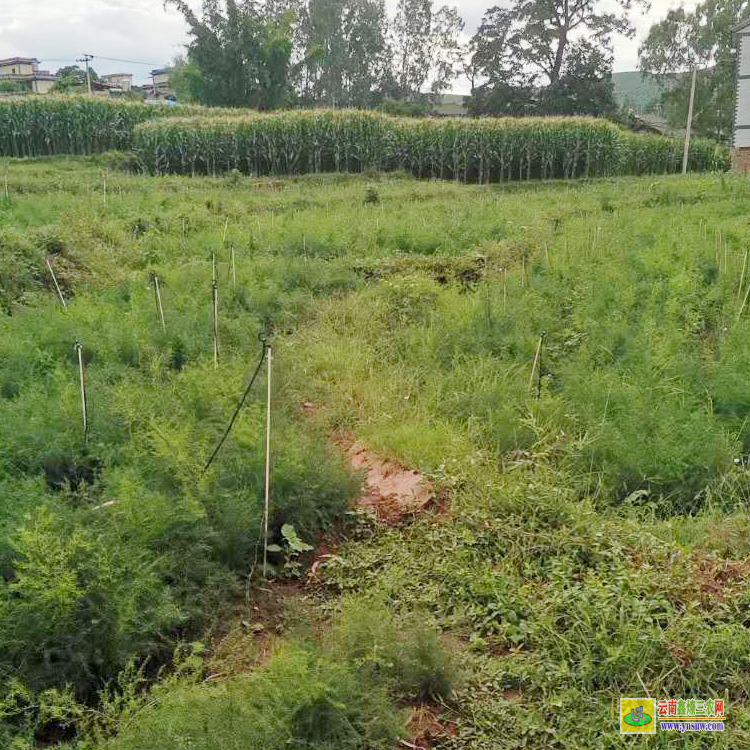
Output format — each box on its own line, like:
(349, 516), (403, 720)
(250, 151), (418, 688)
(638, 0), (747, 141)
(166, 0), (294, 109)
(133, 109), (725, 180)
(99, 645), (402, 750)
(332, 597), (458, 701)
(0, 96), (230, 157)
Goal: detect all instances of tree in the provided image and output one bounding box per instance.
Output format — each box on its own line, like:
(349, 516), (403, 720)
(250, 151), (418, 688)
(639, 0), (749, 141)
(166, 0), (294, 109)
(507, 0), (642, 85)
(51, 65), (99, 94)
(388, 0), (464, 101)
(537, 41), (616, 116)
(295, 0), (390, 107)
(168, 55), (203, 103)
(466, 0), (631, 117)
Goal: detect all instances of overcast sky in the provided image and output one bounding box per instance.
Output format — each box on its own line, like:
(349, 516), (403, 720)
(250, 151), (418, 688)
(0, 0), (700, 89)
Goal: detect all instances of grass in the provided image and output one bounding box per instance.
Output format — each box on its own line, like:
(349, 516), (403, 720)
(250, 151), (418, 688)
(2, 155), (750, 747)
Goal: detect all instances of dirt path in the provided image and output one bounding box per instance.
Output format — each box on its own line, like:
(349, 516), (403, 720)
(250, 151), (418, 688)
(337, 435), (434, 522)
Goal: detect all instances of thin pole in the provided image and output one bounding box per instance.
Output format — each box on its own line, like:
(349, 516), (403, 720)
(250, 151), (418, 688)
(682, 67), (697, 175)
(212, 281), (219, 368)
(230, 246), (236, 288)
(529, 334), (543, 392)
(739, 281), (750, 320)
(536, 331), (546, 400)
(46, 258), (67, 309)
(739, 250), (748, 304)
(503, 267), (507, 311)
(263, 347), (272, 580)
(222, 217), (229, 245)
(75, 342), (88, 444)
(154, 274), (166, 332)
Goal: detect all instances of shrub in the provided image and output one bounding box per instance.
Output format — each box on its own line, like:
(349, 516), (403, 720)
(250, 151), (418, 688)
(332, 597), (458, 701)
(100, 646), (402, 750)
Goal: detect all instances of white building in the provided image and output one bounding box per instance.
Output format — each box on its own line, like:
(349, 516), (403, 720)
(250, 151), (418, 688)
(0, 57), (57, 94)
(101, 73), (133, 92)
(733, 19), (750, 169)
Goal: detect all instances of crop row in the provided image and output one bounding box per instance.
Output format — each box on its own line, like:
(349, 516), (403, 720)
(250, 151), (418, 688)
(0, 99), (726, 179)
(132, 110), (726, 180)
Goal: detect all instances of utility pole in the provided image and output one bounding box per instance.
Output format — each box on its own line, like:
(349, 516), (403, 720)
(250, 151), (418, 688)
(77, 54), (94, 95)
(682, 67), (697, 175)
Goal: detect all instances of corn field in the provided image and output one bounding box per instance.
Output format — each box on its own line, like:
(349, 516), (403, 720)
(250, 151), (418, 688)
(0, 96), (214, 157)
(132, 110), (726, 180)
(0, 98), (726, 179)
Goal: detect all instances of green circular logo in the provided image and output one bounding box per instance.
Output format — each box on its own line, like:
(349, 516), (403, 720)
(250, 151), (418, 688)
(624, 712), (653, 727)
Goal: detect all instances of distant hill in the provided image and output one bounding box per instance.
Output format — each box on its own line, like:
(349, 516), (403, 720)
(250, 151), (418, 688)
(612, 71), (676, 112)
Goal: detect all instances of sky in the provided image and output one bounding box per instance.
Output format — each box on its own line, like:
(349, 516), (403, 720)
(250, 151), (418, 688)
(0, 0), (700, 89)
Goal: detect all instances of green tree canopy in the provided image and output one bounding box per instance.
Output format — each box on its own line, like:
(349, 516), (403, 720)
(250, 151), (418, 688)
(639, 0), (749, 141)
(166, 0), (294, 109)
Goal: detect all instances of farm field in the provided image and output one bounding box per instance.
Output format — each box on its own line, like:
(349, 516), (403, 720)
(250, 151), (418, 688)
(2, 156), (750, 748)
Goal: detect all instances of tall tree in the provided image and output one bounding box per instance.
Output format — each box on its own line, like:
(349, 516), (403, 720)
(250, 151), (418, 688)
(466, 0), (634, 116)
(639, 0), (749, 141)
(296, 0), (389, 107)
(167, 0), (294, 109)
(388, 0), (464, 101)
(506, 0), (641, 85)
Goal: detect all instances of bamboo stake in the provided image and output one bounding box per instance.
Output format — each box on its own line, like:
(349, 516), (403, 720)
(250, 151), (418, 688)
(528, 334), (543, 393)
(153, 274), (166, 332)
(263, 346), (272, 580)
(544, 242), (550, 264)
(46, 258), (67, 309)
(739, 250), (748, 304)
(74, 342), (88, 444)
(739, 282), (750, 320)
(222, 217), (229, 245)
(212, 281), (219, 368)
(230, 246), (236, 288)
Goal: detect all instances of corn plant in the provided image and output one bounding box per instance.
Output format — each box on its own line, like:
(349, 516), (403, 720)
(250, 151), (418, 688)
(132, 109), (727, 181)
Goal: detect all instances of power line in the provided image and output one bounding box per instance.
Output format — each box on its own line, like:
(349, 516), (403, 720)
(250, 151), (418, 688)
(40, 55), (163, 67)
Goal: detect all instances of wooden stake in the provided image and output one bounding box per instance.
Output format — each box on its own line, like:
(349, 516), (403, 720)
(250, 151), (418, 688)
(46, 258), (67, 309)
(739, 282), (750, 320)
(212, 281), (219, 368)
(263, 346), (272, 580)
(74, 342), (88, 444)
(153, 274), (166, 332)
(222, 217), (229, 245)
(738, 250), (748, 304)
(544, 242), (550, 265)
(230, 246), (236, 288)
(529, 334), (543, 393)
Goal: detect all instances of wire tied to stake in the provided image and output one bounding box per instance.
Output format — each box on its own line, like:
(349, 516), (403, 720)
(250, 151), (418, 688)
(202, 329), (271, 474)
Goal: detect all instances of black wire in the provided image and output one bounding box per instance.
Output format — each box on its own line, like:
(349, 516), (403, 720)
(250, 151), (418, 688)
(203, 340), (268, 473)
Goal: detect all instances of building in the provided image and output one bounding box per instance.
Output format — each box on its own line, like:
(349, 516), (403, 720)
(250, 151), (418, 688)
(0, 57), (58, 94)
(150, 68), (173, 96)
(101, 73), (133, 92)
(733, 19), (750, 170)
